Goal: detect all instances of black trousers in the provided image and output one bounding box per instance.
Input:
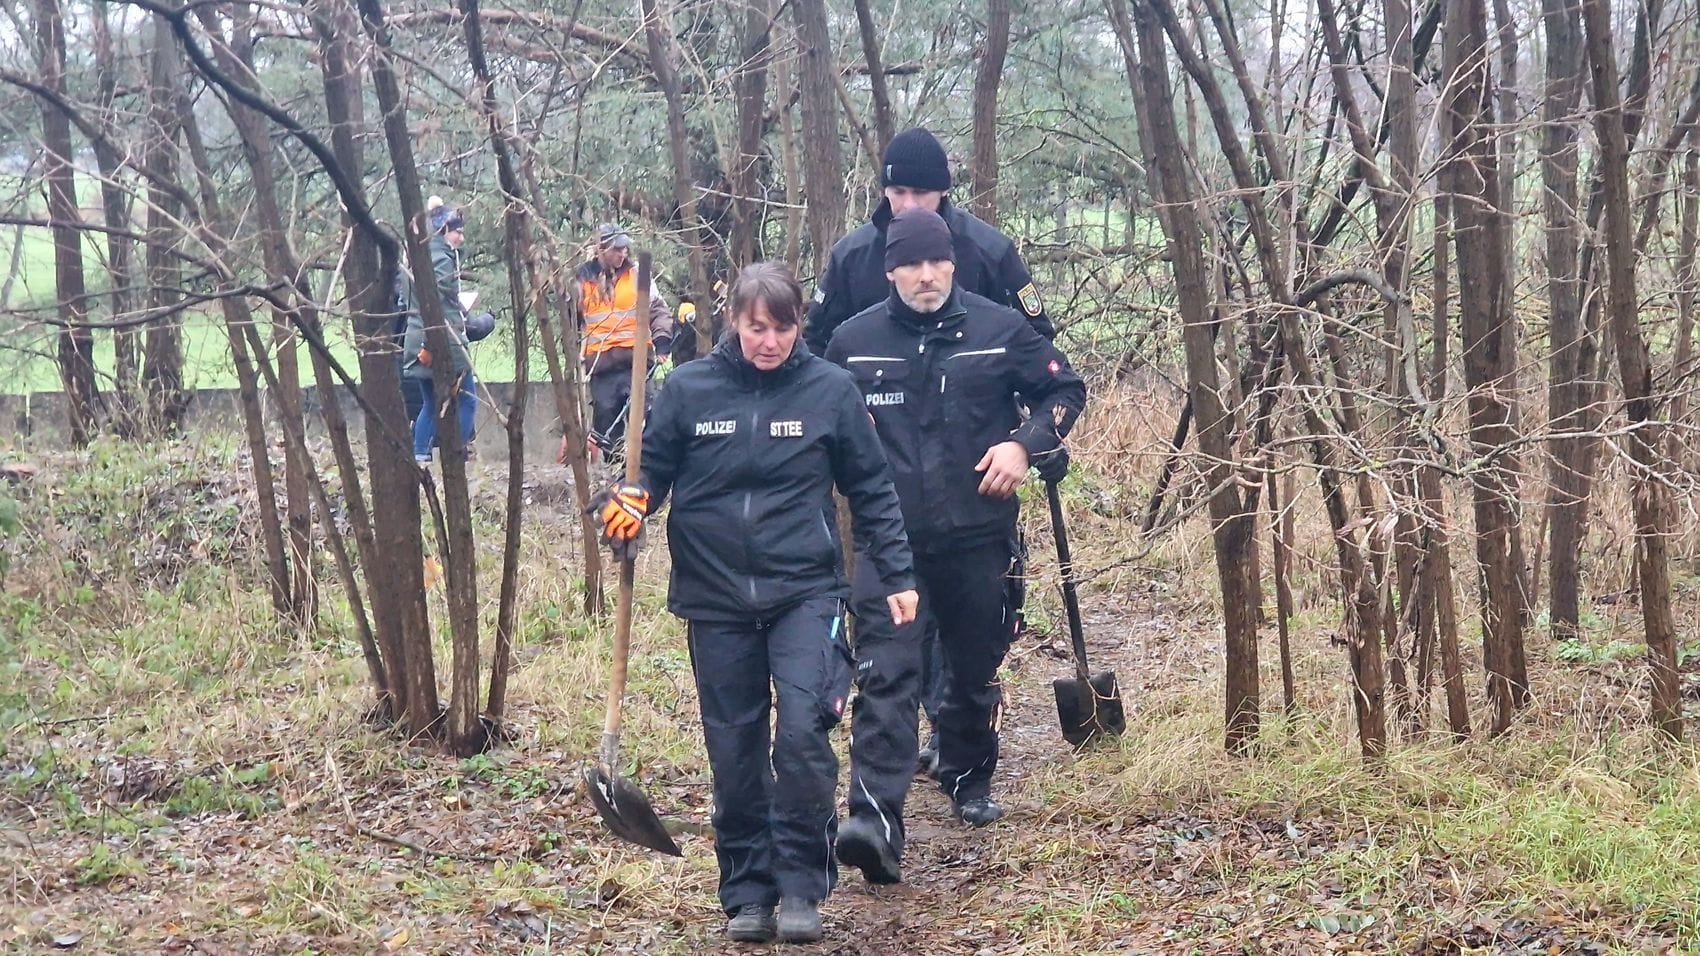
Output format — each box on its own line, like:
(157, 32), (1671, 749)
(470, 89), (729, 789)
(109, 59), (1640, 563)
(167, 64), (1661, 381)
(688, 596), (852, 914)
(587, 364), (632, 457)
(846, 537), (1021, 850)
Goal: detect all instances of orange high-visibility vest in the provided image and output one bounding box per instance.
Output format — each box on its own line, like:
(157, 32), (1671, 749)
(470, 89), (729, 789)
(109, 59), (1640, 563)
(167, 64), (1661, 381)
(581, 267), (640, 356)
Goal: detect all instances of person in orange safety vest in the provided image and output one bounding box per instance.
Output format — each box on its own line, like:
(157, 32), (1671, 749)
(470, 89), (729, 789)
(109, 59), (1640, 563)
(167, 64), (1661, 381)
(575, 222), (673, 465)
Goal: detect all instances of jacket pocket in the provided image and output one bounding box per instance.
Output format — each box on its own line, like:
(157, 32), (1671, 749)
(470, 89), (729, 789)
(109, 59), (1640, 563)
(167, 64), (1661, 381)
(846, 355), (911, 409)
(941, 348), (1008, 425)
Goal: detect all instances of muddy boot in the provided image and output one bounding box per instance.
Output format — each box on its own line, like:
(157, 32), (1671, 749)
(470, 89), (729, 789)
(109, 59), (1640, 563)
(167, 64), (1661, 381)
(726, 904), (776, 943)
(777, 898), (822, 944)
(953, 796), (1004, 828)
(835, 814), (901, 885)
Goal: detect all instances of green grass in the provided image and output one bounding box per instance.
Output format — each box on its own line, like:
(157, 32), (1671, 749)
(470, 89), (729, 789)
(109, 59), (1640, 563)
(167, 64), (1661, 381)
(0, 305), (547, 395)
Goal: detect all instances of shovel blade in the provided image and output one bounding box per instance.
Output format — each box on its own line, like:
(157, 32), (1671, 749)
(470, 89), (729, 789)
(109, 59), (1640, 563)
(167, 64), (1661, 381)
(583, 764), (682, 857)
(1053, 670), (1127, 747)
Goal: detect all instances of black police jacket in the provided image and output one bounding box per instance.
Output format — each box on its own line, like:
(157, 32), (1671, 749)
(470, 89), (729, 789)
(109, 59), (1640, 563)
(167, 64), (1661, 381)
(824, 289), (1086, 555)
(640, 335), (917, 622)
(804, 197), (1055, 355)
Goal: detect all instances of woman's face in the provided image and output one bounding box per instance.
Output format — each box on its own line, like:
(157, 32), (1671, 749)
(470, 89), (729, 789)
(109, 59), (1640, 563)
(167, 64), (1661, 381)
(735, 300), (799, 372)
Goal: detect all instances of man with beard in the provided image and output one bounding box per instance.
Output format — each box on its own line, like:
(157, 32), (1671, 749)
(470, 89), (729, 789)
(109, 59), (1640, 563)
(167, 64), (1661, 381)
(823, 209), (1086, 883)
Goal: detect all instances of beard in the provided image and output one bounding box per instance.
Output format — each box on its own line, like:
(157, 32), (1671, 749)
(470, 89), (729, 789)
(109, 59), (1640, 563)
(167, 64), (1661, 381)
(897, 284), (949, 314)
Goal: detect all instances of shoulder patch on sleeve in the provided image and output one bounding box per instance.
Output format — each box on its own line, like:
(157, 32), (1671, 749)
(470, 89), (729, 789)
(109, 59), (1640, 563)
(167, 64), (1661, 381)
(813, 285), (826, 304)
(1017, 282), (1043, 317)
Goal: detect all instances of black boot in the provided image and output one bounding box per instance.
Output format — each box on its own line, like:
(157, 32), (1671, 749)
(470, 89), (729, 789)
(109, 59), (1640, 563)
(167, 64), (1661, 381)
(915, 731), (940, 780)
(726, 904), (777, 943)
(954, 796), (1004, 827)
(835, 814), (902, 885)
(777, 898), (823, 944)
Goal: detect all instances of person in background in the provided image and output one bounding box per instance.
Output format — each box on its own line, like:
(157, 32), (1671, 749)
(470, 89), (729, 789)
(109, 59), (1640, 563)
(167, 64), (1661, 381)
(576, 222), (673, 466)
(402, 197), (478, 463)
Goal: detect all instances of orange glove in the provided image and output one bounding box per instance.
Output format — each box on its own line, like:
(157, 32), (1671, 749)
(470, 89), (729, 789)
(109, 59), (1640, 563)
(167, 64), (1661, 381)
(591, 484), (650, 559)
(418, 346), (433, 368)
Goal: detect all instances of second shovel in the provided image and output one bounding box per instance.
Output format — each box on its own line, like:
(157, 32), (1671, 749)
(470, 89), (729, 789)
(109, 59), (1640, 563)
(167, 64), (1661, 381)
(1046, 479), (1127, 747)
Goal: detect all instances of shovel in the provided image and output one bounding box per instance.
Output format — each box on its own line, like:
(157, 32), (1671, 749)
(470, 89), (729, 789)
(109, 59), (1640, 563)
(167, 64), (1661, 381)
(1046, 479), (1127, 747)
(583, 251), (681, 857)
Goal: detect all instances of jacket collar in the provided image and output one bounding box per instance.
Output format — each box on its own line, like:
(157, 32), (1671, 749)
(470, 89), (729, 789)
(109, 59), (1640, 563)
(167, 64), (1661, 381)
(711, 331), (812, 387)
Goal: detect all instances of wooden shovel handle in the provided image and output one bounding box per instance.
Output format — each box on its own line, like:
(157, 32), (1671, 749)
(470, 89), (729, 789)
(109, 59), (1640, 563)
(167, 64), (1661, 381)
(601, 252), (653, 756)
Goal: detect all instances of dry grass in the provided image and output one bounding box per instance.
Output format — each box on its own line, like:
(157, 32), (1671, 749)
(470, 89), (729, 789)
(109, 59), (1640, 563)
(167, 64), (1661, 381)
(3, 391), (1700, 952)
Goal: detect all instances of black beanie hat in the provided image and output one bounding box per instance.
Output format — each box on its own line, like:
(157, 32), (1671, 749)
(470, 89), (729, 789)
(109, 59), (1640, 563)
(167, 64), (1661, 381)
(881, 128), (951, 192)
(884, 208), (955, 271)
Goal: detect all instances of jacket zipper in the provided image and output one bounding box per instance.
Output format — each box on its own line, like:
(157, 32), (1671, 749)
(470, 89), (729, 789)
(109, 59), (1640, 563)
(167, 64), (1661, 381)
(745, 405), (761, 602)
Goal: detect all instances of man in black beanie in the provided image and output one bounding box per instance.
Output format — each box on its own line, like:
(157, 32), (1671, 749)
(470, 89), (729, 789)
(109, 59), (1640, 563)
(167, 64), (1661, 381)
(805, 128), (1053, 353)
(805, 127), (1064, 778)
(824, 208), (1085, 879)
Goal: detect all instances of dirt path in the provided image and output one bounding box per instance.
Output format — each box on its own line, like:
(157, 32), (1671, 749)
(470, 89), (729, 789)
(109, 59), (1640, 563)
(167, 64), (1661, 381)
(655, 589), (1234, 955)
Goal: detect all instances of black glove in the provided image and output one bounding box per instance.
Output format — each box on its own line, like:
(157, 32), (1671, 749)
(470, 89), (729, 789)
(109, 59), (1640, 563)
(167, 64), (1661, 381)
(465, 310), (498, 342)
(1032, 444), (1071, 485)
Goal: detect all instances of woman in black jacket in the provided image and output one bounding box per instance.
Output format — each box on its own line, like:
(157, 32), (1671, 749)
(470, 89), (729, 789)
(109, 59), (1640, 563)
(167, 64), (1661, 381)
(594, 263), (918, 945)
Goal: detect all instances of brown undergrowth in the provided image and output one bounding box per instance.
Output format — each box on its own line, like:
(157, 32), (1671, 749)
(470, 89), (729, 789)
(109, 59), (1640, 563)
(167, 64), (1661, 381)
(3, 384), (1700, 954)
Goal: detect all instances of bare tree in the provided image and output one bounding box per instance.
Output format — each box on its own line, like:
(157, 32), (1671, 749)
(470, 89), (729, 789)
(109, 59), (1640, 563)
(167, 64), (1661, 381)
(1579, 0), (1682, 739)
(1441, 0), (1528, 735)
(33, 0), (101, 444)
(730, 0), (775, 272)
(1541, 0), (1589, 647)
(791, 0), (846, 273)
(642, 0), (713, 349)
(1112, 0), (1261, 753)
(852, 0), (894, 155)
(968, 0), (1011, 222)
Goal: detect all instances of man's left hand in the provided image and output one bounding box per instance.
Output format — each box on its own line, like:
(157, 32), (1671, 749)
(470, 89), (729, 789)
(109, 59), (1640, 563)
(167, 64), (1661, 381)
(975, 441), (1029, 498)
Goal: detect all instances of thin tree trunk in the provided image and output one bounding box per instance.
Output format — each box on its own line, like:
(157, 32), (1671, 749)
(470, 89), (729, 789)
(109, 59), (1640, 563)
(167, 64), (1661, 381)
(852, 0), (893, 154)
(199, 4), (319, 622)
(730, 0), (775, 272)
(1268, 461), (1297, 714)
(1672, 148), (1698, 459)
(141, 13), (186, 435)
(1428, 190), (1470, 739)
(523, 161), (605, 617)
(356, 0), (481, 753)
(641, 0), (713, 349)
(462, 0), (534, 723)
(1580, 0), (1682, 739)
(1442, 0), (1527, 735)
(1489, 0), (1536, 629)
(775, 25), (803, 270)
(791, 0), (846, 275)
(35, 0), (100, 445)
(969, 0), (1011, 222)
(1112, 0), (1261, 754)
(92, 0), (136, 429)
(314, 0), (436, 732)
(1541, 0), (1589, 645)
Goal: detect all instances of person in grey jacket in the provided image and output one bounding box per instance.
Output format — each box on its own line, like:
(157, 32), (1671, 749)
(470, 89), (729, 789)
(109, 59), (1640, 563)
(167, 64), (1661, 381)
(403, 200), (476, 463)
